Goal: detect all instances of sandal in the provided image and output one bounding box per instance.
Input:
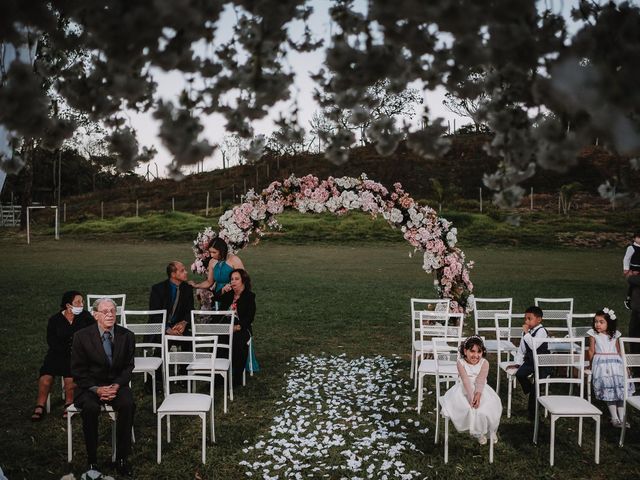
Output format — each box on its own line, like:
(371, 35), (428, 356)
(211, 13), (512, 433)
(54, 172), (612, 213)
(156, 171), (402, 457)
(31, 405), (46, 422)
(62, 403), (73, 419)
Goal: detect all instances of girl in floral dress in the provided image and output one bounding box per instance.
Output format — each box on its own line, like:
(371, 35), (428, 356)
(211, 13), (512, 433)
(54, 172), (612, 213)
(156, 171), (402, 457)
(587, 308), (635, 427)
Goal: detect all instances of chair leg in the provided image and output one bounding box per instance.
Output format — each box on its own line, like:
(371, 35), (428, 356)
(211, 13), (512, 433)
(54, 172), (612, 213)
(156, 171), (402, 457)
(587, 373), (592, 403)
(489, 431), (494, 464)
(578, 416), (583, 446)
(533, 402), (539, 444)
(413, 354), (419, 391)
(111, 419), (117, 463)
(151, 372), (157, 413)
(410, 345), (415, 379)
(595, 416), (600, 464)
(67, 411), (73, 462)
(434, 380), (440, 444)
(229, 370), (234, 401)
(444, 416), (449, 464)
(619, 406), (627, 447)
(507, 375), (512, 419)
(201, 414), (207, 464)
(210, 403), (215, 444)
(157, 415), (162, 464)
(223, 373), (228, 413)
(417, 374), (423, 414)
(550, 416), (556, 467)
(496, 368), (501, 396)
(46, 393), (51, 414)
(167, 415), (171, 443)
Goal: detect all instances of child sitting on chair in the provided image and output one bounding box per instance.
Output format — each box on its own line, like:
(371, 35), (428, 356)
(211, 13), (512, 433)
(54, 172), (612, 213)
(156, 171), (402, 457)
(439, 336), (503, 444)
(509, 306), (550, 420)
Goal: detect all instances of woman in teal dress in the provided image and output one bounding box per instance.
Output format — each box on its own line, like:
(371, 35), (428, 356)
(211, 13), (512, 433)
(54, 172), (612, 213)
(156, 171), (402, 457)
(190, 237), (245, 295)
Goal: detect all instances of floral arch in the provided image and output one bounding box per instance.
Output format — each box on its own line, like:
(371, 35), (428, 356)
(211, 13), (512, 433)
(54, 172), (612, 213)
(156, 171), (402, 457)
(192, 174), (474, 312)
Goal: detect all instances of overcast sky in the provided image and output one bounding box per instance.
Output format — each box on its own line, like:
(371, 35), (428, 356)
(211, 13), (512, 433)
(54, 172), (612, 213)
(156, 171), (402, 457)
(129, 1), (466, 178)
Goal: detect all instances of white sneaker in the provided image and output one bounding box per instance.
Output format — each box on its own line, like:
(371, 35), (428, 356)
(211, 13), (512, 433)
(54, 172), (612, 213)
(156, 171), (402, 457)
(477, 434), (487, 445)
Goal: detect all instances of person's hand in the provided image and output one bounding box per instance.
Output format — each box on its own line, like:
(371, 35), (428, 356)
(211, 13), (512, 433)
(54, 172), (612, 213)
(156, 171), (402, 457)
(233, 324), (241, 332)
(522, 322), (530, 333)
(624, 269), (631, 277)
(222, 284), (232, 293)
(97, 384), (118, 401)
(471, 391), (482, 409)
(188, 280), (196, 287)
(174, 321), (187, 335)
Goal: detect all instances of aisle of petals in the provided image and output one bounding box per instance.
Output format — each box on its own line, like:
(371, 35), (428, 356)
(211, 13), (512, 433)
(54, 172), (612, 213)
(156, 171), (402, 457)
(240, 355), (427, 479)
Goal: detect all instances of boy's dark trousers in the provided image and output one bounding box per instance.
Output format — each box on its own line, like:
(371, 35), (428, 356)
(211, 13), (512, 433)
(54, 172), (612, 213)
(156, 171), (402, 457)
(516, 362), (551, 418)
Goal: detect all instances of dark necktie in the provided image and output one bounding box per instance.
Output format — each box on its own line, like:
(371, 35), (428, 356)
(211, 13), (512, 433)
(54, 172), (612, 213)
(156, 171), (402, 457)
(102, 331), (113, 365)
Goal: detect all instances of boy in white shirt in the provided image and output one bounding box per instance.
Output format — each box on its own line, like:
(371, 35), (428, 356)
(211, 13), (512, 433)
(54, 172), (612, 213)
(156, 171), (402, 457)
(509, 306), (549, 419)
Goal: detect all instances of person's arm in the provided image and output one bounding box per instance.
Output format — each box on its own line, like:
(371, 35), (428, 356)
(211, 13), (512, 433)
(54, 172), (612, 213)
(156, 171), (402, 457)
(623, 245), (633, 273)
(189, 261), (215, 289)
(229, 254), (245, 270)
(46, 314), (59, 351)
(587, 335), (596, 362)
(471, 360), (490, 408)
(457, 360), (474, 405)
(237, 292), (256, 331)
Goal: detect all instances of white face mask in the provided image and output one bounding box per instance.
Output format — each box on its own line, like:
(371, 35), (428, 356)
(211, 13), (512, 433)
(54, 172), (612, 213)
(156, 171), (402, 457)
(71, 306), (83, 315)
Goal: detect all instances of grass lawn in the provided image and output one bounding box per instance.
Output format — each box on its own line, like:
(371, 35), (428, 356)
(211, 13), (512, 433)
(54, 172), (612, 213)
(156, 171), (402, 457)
(1, 238), (639, 479)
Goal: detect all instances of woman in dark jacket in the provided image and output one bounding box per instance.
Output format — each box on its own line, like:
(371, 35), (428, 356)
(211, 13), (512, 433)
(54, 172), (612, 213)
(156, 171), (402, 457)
(214, 269), (255, 384)
(31, 291), (94, 420)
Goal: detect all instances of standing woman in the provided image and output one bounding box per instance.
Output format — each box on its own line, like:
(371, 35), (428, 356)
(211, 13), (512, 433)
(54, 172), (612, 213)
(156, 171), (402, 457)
(214, 269), (256, 385)
(190, 237), (245, 295)
(31, 291), (94, 420)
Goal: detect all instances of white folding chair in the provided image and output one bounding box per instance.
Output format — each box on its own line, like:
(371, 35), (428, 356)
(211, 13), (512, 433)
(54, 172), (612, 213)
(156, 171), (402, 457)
(534, 298), (573, 351)
(416, 311), (463, 414)
(495, 313), (524, 417)
(432, 338), (461, 445)
(410, 298), (450, 387)
(472, 297), (513, 350)
(87, 294), (126, 324)
(157, 334), (219, 464)
(532, 337), (601, 467)
(619, 337), (640, 447)
(567, 313), (595, 402)
(243, 336), (255, 386)
(189, 310), (236, 413)
(122, 309), (166, 413)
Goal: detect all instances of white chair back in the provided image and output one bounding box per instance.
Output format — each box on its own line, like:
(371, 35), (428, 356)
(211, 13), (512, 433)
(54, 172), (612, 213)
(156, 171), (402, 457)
(494, 313), (523, 355)
(191, 310), (236, 357)
(418, 311), (464, 356)
(473, 297), (513, 337)
(534, 297), (573, 337)
(620, 337), (640, 399)
(411, 298), (450, 338)
(87, 294), (126, 323)
(532, 337), (586, 398)
(567, 313), (595, 338)
(122, 309), (166, 350)
(163, 335), (218, 395)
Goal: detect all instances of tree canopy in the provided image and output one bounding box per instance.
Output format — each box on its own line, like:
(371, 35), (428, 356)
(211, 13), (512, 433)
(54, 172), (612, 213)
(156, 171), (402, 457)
(1, 0), (640, 206)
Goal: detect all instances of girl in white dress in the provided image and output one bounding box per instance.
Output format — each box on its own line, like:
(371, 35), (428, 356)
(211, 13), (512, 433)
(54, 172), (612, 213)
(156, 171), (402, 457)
(587, 308), (635, 427)
(439, 336), (503, 444)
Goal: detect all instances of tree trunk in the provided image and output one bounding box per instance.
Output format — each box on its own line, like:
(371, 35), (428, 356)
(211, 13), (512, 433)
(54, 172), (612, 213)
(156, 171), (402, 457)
(19, 143), (34, 230)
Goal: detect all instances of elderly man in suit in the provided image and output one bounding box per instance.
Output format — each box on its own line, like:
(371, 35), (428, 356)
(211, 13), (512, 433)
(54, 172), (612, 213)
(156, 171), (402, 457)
(71, 297), (136, 477)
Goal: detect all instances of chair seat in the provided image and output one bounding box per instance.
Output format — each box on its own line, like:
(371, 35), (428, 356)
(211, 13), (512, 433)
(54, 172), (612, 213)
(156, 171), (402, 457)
(628, 396), (640, 410)
(539, 395), (602, 415)
(418, 360), (458, 376)
(67, 403), (116, 420)
(413, 340), (434, 353)
(484, 339), (517, 353)
(187, 358), (230, 372)
(133, 357), (163, 372)
(157, 393), (212, 413)
(499, 361), (519, 374)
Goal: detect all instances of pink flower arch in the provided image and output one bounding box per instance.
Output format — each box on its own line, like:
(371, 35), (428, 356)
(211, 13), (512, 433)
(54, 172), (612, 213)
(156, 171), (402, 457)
(192, 174), (473, 312)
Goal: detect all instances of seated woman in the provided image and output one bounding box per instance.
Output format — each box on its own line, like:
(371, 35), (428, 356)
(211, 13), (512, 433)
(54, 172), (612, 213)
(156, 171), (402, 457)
(31, 291), (94, 421)
(190, 237), (245, 297)
(213, 269), (255, 385)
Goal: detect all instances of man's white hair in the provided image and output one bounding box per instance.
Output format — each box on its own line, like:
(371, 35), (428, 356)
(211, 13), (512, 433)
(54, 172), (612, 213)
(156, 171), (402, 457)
(92, 297), (117, 312)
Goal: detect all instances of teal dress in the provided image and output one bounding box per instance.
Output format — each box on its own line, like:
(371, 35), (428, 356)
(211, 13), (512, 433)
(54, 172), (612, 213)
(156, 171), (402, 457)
(213, 261), (234, 293)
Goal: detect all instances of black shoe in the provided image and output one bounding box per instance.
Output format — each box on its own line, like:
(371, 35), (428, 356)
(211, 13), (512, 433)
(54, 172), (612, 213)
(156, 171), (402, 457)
(624, 297), (631, 310)
(115, 459), (133, 478)
(87, 462), (100, 473)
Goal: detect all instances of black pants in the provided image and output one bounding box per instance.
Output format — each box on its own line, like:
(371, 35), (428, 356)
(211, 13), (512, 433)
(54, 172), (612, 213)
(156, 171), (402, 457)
(232, 330), (251, 382)
(75, 386), (135, 464)
(515, 363), (551, 416)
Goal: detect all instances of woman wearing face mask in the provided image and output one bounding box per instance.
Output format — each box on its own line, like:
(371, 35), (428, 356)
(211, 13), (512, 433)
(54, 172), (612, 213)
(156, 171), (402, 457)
(31, 290), (94, 421)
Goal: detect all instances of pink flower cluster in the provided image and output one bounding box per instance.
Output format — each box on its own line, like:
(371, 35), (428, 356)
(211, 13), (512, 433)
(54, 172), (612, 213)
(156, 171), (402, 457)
(193, 173), (474, 312)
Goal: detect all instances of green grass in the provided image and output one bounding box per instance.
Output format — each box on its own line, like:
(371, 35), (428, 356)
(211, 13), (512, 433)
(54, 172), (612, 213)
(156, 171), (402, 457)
(1, 239), (639, 479)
